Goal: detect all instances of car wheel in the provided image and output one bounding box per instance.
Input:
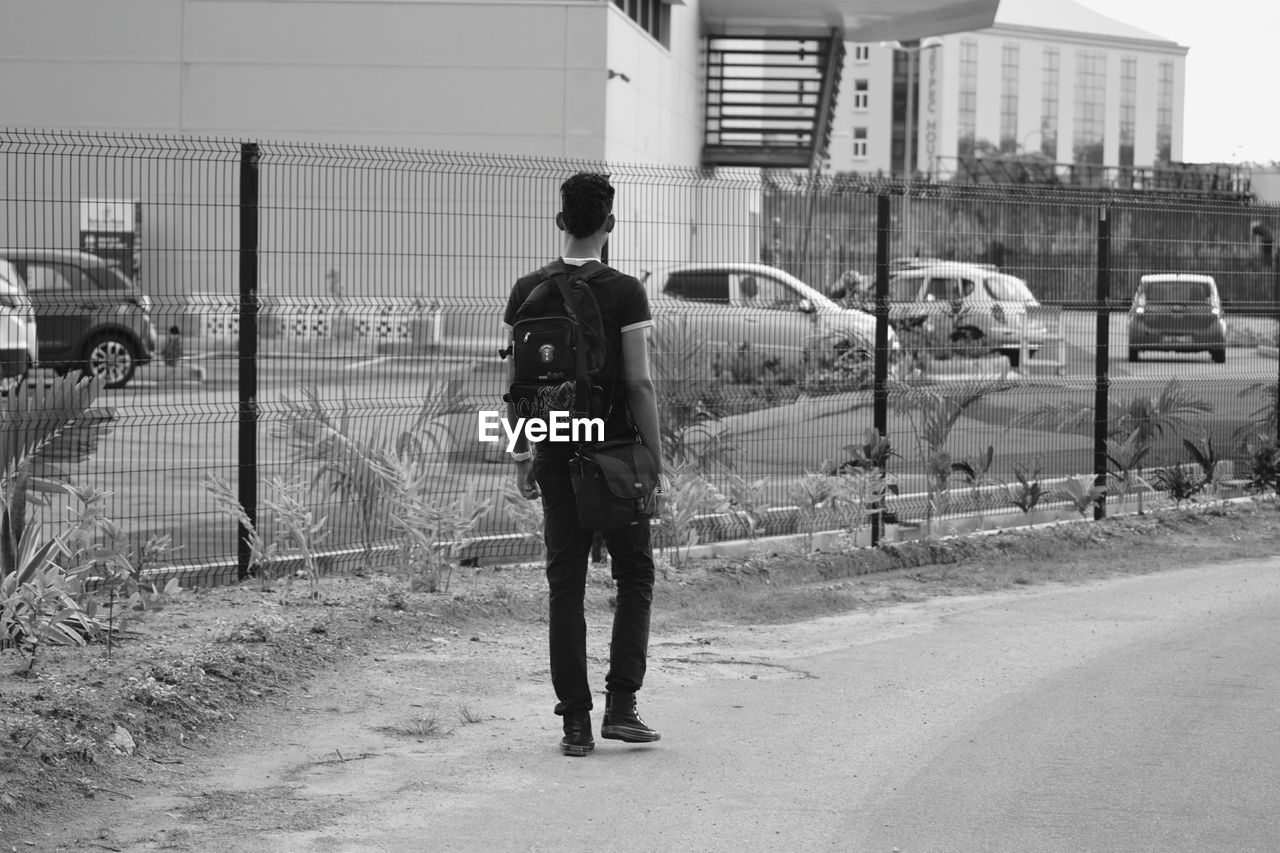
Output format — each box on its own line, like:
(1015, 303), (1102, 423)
(1128, 347), (1140, 363)
(1211, 348), (1226, 364)
(0, 358), (30, 396)
(84, 334), (139, 389)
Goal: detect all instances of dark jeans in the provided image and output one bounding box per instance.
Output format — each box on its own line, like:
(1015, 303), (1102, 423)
(534, 452), (655, 716)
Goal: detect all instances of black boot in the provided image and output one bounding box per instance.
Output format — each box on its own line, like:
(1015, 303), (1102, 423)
(560, 710), (594, 757)
(601, 692), (660, 743)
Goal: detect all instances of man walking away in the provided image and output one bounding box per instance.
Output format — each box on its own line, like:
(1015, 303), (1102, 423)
(503, 172), (664, 757)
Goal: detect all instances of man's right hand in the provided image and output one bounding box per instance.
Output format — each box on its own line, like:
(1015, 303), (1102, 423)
(515, 458), (540, 500)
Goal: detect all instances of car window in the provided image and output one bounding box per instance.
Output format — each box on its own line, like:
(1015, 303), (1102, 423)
(983, 274), (1033, 302)
(22, 263), (78, 294)
(1142, 280), (1212, 302)
(97, 265), (136, 290)
(664, 271), (729, 304)
(889, 275), (921, 301)
(740, 274), (802, 310)
(925, 277), (959, 301)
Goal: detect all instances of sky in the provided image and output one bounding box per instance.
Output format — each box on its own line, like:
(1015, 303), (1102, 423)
(1075, 0), (1280, 164)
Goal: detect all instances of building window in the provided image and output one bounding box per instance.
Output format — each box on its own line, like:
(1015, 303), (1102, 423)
(1000, 43), (1020, 152)
(1119, 56), (1137, 168)
(852, 127), (868, 159)
(1041, 47), (1059, 159)
(852, 44), (871, 62)
(1156, 59), (1174, 164)
(613, 0), (669, 45)
(958, 39), (978, 157)
(1073, 49), (1106, 165)
(853, 79), (869, 110)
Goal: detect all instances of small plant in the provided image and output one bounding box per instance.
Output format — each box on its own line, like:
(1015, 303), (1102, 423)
(1004, 463), (1045, 514)
(788, 472), (833, 551)
(1106, 430), (1154, 513)
(0, 528), (101, 671)
(1052, 474), (1107, 517)
(725, 472), (769, 542)
(835, 427), (897, 474)
(1182, 433), (1222, 494)
(826, 468), (891, 539)
(1154, 464), (1205, 507)
(952, 444), (996, 522)
(381, 450), (491, 593)
(660, 460), (730, 569)
(205, 474), (278, 589)
(459, 706), (484, 725)
(262, 476), (329, 599)
(1242, 433), (1280, 494)
(378, 715), (451, 740)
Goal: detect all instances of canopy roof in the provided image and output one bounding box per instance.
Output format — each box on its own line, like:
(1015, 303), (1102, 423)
(699, 0), (1002, 40)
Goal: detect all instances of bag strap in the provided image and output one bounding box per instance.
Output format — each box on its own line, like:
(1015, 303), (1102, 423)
(550, 273), (593, 419)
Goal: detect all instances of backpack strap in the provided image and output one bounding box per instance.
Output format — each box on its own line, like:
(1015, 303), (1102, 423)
(549, 273), (593, 420)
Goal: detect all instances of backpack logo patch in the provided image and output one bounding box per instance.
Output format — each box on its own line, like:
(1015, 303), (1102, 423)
(539, 344), (555, 363)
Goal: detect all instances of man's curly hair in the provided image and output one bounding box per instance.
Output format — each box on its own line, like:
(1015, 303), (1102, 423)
(560, 172), (614, 239)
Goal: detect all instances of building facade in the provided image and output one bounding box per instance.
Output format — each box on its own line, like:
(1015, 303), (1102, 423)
(827, 0), (1188, 177)
(0, 0), (707, 166)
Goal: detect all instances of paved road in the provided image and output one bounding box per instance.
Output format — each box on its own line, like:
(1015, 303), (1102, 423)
(75, 557), (1278, 853)
(433, 560), (1280, 853)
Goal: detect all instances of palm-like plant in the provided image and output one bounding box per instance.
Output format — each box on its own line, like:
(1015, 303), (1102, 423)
(1016, 379), (1212, 450)
(891, 378), (1013, 534)
(1, 374), (114, 579)
(273, 380), (463, 566)
(1106, 430), (1154, 514)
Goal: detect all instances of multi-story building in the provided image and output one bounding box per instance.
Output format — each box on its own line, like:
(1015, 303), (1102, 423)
(1, 0), (1005, 171)
(827, 0), (1189, 179)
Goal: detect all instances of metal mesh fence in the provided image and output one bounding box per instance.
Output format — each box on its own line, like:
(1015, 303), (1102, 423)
(2, 129), (1278, 584)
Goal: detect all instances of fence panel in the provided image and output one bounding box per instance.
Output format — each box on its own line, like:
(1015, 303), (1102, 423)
(3, 129), (1278, 582)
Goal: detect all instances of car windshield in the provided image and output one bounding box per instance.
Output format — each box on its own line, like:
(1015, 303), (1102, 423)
(982, 274), (1034, 302)
(1143, 280), (1212, 302)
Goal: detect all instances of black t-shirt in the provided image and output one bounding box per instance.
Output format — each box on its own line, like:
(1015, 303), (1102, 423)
(504, 258), (653, 448)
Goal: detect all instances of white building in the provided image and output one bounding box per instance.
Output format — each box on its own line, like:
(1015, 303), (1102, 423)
(827, 0), (1188, 177)
(1, 0), (1006, 170)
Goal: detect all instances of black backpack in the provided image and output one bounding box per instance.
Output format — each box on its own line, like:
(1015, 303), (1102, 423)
(504, 260), (612, 422)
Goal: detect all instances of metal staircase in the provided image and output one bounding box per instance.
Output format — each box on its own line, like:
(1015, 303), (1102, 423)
(703, 32), (844, 169)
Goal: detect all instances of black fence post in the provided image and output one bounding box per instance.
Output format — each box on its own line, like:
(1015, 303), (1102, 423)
(237, 142), (261, 581)
(871, 193), (891, 546)
(1093, 203), (1111, 521)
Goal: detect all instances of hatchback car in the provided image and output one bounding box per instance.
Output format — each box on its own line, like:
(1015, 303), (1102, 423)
(0, 259), (38, 394)
(1127, 273), (1226, 363)
(0, 248), (156, 388)
(888, 260), (1046, 367)
(641, 263), (898, 378)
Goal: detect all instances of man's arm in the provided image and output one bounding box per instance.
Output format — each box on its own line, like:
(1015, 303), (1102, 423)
(621, 327), (662, 473)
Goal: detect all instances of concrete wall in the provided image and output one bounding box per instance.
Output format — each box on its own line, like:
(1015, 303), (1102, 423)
(0, 0), (708, 166)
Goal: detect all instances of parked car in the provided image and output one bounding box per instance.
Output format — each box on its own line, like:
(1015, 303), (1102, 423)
(1127, 273), (1226, 363)
(0, 259), (38, 394)
(640, 263), (899, 380)
(0, 248), (157, 388)
(887, 259), (1046, 367)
